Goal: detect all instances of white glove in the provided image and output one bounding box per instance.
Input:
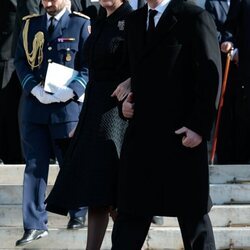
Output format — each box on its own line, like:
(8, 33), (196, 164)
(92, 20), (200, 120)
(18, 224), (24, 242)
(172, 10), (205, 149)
(31, 85), (60, 104)
(53, 86), (75, 102)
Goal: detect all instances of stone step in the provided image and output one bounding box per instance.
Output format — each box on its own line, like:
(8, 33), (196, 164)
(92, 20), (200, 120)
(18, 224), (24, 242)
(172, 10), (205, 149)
(1, 204), (250, 228)
(0, 165), (59, 185)
(209, 164), (250, 184)
(1, 165), (250, 185)
(210, 184), (250, 204)
(1, 164), (250, 250)
(1, 183), (250, 205)
(0, 204), (70, 227)
(0, 226), (250, 249)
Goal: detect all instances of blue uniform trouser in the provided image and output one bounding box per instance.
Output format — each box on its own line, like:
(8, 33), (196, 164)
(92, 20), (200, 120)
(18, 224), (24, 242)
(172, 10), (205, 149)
(21, 122), (87, 230)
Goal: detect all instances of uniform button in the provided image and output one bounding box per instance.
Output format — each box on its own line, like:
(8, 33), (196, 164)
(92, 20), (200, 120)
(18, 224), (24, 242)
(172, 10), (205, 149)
(48, 46), (52, 51)
(48, 59), (52, 63)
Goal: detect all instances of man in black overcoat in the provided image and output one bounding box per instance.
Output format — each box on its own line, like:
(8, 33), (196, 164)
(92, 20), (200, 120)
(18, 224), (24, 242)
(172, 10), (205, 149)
(111, 0), (222, 249)
(205, 0), (239, 164)
(221, 0), (250, 163)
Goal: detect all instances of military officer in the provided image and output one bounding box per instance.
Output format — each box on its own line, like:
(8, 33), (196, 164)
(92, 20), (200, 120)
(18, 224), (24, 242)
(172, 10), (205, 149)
(14, 0), (90, 246)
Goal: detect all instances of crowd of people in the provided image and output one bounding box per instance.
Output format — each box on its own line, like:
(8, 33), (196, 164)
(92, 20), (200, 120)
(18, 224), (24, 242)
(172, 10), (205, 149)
(0, 0), (249, 249)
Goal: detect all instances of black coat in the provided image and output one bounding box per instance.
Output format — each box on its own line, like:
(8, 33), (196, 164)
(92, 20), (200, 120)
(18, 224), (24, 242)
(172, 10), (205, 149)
(46, 2), (133, 213)
(223, 0), (250, 87)
(221, 0), (250, 162)
(116, 0), (221, 217)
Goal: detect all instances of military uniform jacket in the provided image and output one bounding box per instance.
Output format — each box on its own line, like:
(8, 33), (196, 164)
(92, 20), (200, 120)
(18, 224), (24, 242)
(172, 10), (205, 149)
(117, 0), (222, 217)
(14, 10), (90, 124)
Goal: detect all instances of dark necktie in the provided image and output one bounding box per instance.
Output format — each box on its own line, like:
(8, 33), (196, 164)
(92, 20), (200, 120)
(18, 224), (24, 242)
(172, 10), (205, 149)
(147, 9), (158, 43)
(48, 16), (55, 35)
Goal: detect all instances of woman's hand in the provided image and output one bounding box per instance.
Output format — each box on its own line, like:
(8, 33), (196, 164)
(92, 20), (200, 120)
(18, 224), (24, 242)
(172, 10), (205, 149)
(111, 77), (131, 101)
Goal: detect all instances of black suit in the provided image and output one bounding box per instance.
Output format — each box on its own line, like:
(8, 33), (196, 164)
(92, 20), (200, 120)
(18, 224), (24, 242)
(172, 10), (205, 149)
(111, 0), (221, 249)
(222, 0), (250, 163)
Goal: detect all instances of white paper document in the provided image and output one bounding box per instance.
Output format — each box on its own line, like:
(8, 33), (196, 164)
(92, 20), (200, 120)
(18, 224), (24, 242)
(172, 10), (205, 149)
(44, 62), (84, 102)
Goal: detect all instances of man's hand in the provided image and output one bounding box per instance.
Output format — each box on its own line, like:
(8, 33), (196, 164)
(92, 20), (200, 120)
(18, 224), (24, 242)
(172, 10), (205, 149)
(122, 92), (134, 119)
(53, 86), (74, 102)
(175, 126), (202, 148)
(221, 41), (238, 64)
(31, 85), (60, 104)
(221, 41), (233, 53)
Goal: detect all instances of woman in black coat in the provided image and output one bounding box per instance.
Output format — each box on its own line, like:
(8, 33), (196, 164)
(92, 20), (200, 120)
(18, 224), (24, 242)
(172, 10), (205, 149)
(46, 0), (133, 249)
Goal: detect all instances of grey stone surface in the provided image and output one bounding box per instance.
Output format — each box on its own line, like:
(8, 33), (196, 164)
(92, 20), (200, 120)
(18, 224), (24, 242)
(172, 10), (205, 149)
(1, 164), (250, 249)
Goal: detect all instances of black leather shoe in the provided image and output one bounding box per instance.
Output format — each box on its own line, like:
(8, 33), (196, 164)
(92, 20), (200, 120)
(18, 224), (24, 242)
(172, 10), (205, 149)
(67, 216), (85, 230)
(15, 229), (48, 246)
(152, 216), (164, 225)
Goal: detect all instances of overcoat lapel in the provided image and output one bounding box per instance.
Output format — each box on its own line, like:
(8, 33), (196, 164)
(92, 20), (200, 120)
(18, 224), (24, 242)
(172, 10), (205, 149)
(135, 5), (148, 50)
(143, 0), (180, 54)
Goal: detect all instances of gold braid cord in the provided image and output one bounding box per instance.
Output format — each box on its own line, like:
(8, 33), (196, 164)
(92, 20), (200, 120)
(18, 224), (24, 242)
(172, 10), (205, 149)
(22, 19), (44, 70)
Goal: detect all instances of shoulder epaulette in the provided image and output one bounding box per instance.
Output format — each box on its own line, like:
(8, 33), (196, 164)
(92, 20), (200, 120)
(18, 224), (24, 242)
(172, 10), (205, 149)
(22, 13), (41, 21)
(72, 11), (90, 20)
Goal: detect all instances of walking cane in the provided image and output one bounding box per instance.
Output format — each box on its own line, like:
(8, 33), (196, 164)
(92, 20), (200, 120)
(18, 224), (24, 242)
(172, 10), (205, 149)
(210, 50), (233, 165)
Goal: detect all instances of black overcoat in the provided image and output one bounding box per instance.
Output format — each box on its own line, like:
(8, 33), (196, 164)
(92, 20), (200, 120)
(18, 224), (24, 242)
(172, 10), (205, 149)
(223, 0), (250, 99)
(116, 0), (222, 217)
(46, 2), (133, 214)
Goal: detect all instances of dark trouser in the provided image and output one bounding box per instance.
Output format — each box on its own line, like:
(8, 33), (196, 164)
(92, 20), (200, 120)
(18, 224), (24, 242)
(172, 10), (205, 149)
(111, 212), (216, 250)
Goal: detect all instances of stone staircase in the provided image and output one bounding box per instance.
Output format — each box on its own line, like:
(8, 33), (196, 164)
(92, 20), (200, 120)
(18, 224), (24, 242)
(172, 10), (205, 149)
(0, 164), (250, 250)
